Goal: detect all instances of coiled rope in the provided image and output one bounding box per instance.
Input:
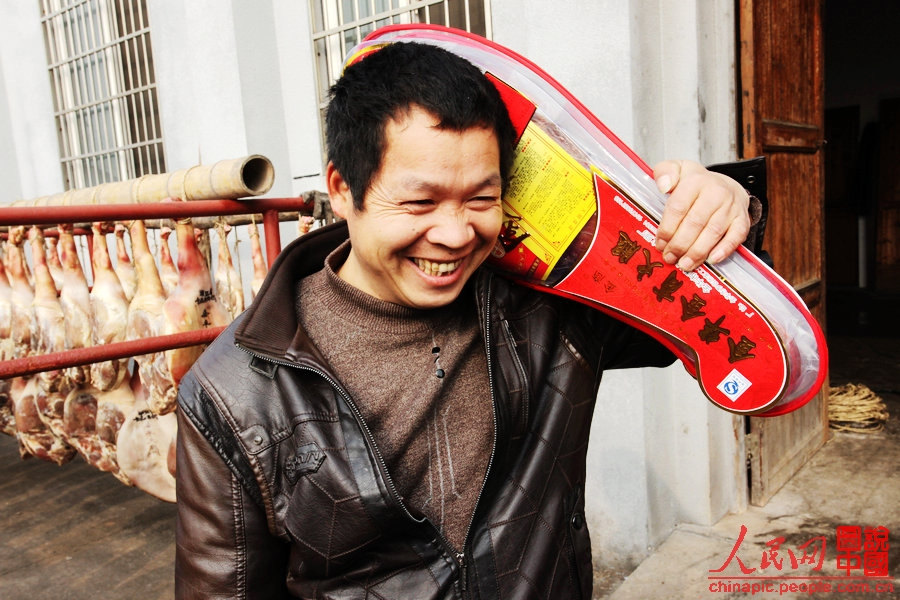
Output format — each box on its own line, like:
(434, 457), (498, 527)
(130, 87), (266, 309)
(828, 383), (890, 433)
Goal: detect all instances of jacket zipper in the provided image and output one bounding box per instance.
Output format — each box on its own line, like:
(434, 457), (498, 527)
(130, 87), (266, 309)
(236, 332), (499, 598)
(455, 274), (500, 597)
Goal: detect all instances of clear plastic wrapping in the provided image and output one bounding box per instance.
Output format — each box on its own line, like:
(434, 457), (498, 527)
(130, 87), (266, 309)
(349, 26), (828, 416)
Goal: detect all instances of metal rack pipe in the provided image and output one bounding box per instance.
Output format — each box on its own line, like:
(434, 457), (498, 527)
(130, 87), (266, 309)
(263, 209), (282, 268)
(0, 196), (312, 380)
(0, 327), (226, 380)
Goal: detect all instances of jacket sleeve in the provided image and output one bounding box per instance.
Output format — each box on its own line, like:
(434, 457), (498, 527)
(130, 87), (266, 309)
(174, 385), (290, 599)
(586, 305), (678, 371)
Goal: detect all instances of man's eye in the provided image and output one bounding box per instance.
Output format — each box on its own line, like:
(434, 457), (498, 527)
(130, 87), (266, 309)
(470, 196), (499, 206)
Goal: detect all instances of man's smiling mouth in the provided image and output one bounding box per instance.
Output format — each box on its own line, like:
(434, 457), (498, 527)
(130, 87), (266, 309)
(413, 257), (463, 277)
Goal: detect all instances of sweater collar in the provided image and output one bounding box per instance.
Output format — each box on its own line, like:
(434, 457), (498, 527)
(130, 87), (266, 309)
(234, 221), (347, 362)
(235, 221), (484, 363)
(305, 240), (461, 336)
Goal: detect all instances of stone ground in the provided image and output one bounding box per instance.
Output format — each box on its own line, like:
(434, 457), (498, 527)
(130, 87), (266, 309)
(596, 334), (900, 599)
(0, 429), (176, 599)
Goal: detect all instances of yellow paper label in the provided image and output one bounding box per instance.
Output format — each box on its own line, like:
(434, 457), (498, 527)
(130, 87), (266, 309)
(501, 121), (596, 278)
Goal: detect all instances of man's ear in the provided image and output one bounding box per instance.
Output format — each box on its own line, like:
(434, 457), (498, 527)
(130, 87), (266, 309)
(326, 162), (353, 219)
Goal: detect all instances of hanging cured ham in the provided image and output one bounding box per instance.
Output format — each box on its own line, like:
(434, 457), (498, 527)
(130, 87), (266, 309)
(96, 374), (135, 453)
(45, 236), (65, 292)
(88, 222), (130, 391)
(158, 226), (179, 296)
(28, 227), (67, 394)
(62, 368), (134, 484)
(0, 379), (12, 437)
(249, 219), (268, 299)
(0, 241), (13, 361)
(176, 216), (232, 339)
(160, 210), (231, 409)
(116, 373), (176, 502)
(214, 222), (244, 319)
(27, 227), (82, 464)
(5, 230), (47, 457)
(58, 223), (93, 388)
(160, 230), (204, 401)
(125, 219), (174, 416)
(7, 227), (34, 358)
(0, 243), (13, 436)
(114, 223), (137, 302)
(12, 376), (76, 464)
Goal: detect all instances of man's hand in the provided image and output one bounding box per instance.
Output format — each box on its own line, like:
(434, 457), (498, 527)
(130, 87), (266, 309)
(652, 159), (751, 272)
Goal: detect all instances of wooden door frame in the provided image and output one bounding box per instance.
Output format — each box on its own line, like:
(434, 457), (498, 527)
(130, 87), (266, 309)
(737, 0), (830, 506)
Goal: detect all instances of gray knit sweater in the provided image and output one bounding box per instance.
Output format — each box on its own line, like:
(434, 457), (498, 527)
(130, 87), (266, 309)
(297, 242), (493, 551)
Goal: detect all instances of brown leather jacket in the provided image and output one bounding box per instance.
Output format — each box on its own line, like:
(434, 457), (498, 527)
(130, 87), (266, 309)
(175, 221), (673, 599)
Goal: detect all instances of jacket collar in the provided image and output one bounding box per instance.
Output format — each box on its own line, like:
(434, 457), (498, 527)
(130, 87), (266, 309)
(234, 220), (349, 362)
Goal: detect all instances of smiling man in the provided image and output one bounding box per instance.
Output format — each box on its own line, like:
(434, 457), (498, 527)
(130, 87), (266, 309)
(175, 41), (752, 599)
(326, 105), (504, 309)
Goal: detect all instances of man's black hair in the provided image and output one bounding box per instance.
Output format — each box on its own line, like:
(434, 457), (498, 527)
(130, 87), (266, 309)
(326, 41), (516, 211)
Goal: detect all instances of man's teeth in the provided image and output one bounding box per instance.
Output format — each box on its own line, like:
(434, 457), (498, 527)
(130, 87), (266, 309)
(414, 258), (462, 276)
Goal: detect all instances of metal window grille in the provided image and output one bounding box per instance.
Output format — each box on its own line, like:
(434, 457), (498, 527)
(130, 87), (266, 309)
(309, 0), (490, 157)
(40, 0), (166, 190)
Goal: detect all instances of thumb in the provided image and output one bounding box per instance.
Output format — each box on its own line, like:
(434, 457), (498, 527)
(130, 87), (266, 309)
(653, 160), (684, 194)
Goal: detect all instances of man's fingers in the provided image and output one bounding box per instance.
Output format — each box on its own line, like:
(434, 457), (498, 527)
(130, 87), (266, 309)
(655, 197), (687, 254)
(674, 208), (739, 271)
(674, 204), (751, 270)
(652, 159), (751, 269)
(653, 160), (714, 253)
(661, 197), (729, 269)
(708, 206), (752, 262)
(658, 187), (750, 270)
(654, 172), (703, 254)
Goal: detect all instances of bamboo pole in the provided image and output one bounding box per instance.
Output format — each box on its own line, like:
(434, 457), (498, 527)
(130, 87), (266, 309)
(11, 155), (275, 207)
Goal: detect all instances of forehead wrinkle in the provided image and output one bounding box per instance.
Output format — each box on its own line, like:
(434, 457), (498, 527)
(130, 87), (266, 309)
(398, 173), (502, 195)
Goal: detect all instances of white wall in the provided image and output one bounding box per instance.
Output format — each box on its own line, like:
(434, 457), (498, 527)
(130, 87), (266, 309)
(148, 1), (248, 175)
(147, 0), (323, 199)
(271, 0), (327, 195)
(0, 1), (64, 202)
(492, 0), (744, 571)
(0, 55), (22, 200)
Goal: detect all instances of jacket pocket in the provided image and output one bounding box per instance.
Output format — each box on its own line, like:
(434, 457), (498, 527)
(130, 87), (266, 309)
(497, 317), (530, 437)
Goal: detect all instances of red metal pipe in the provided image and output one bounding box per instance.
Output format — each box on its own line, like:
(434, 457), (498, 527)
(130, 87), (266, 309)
(0, 327), (226, 380)
(262, 209), (281, 268)
(0, 196), (315, 380)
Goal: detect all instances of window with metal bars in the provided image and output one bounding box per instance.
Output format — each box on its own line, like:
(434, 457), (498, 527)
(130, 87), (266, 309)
(309, 0), (490, 160)
(40, 0), (166, 191)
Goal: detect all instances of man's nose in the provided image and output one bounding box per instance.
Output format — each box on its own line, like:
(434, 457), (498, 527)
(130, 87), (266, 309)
(426, 207), (475, 248)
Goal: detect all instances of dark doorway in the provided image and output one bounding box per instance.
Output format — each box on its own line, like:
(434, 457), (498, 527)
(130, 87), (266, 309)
(824, 0), (900, 337)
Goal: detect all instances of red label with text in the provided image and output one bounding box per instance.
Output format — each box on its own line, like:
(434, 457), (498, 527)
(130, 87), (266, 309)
(552, 173), (789, 412)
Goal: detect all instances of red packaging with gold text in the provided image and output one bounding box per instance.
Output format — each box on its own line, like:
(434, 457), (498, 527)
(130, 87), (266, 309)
(349, 25), (827, 416)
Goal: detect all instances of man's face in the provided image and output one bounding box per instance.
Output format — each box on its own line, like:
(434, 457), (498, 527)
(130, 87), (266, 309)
(328, 105), (503, 310)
